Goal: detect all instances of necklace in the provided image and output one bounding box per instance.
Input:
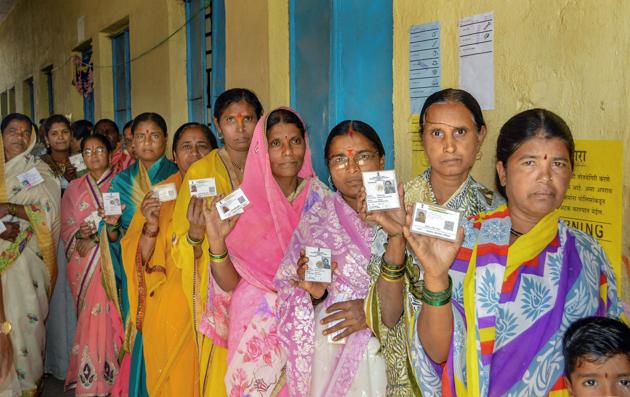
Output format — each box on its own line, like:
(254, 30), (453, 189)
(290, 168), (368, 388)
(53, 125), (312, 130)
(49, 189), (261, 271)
(231, 160), (244, 173)
(510, 228), (524, 238)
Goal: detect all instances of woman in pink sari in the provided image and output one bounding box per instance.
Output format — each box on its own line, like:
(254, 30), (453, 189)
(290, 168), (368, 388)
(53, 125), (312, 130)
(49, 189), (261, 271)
(200, 107), (329, 396)
(61, 133), (124, 396)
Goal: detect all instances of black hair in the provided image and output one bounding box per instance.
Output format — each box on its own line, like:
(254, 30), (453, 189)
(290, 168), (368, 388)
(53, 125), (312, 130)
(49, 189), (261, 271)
(562, 316), (630, 377)
(213, 88), (263, 122)
(172, 122), (218, 152)
(1, 113), (33, 133)
(266, 109), (305, 138)
(43, 114), (71, 136)
(419, 88), (486, 138)
(70, 119), (93, 140)
(94, 118), (120, 134)
(123, 119), (134, 131)
(495, 108), (575, 197)
(131, 112), (168, 136)
(324, 120), (385, 160)
(80, 132), (112, 154)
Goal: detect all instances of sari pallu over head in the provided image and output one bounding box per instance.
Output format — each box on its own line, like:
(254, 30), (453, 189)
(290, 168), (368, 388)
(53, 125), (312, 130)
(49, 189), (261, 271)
(408, 205), (625, 397)
(274, 193), (374, 397)
(212, 107), (324, 396)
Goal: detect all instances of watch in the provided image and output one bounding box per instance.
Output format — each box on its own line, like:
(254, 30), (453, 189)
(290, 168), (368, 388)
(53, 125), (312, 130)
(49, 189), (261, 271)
(0, 321), (11, 335)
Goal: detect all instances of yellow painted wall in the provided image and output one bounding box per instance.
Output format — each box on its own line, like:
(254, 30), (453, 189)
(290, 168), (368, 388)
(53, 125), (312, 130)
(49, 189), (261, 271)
(0, 0), (188, 152)
(224, 0), (290, 111)
(393, 0), (630, 300)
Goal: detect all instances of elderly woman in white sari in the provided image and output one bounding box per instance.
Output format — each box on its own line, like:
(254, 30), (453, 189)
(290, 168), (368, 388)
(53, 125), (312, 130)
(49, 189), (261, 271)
(0, 113), (61, 397)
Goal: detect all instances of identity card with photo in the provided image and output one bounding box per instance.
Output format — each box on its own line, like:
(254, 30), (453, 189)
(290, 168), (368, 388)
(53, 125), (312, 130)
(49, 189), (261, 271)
(85, 211), (102, 228)
(69, 153), (87, 172)
(189, 178), (217, 198)
(362, 170), (400, 211)
(216, 188), (250, 220)
(16, 168), (44, 190)
(410, 202), (461, 242)
(304, 246), (332, 283)
(152, 183), (178, 202)
(103, 192), (123, 216)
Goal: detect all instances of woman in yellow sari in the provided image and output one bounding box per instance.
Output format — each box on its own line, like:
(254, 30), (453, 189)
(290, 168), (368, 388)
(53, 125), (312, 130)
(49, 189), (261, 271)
(121, 123), (215, 396)
(0, 113), (61, 396)
(171, 88), (262, 396)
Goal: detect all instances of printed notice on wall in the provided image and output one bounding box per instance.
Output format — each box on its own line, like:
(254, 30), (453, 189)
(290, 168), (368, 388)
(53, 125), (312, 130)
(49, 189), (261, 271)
(409, 21), (440, 115)
(459, 12), (494, 110)
(559, 140), (623, 292)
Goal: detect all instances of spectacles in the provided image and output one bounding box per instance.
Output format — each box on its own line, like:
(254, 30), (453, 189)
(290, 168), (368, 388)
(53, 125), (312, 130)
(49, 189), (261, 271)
(83, 147), (107, 157)
(328, 151), (379, 170)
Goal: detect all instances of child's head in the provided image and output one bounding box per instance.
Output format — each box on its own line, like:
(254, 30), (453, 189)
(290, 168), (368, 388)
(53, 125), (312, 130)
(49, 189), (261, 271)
(563, 316), (630, 396)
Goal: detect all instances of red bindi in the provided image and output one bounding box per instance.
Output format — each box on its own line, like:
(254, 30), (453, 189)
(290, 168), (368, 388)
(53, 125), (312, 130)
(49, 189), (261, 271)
(236, 113), (243, 122)
(544, 154), (548, 160)
(346, 149), (354, 157)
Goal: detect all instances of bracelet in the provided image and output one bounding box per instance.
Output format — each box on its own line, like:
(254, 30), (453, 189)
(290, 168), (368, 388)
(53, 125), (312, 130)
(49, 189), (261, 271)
(312, 288), (328, 305)
(186, 232), (204, 247)
(420, 275), (453, 306)
(208, 249), (228, 263)
(142, 223), (159, 238)
(380, 254), (405, 281)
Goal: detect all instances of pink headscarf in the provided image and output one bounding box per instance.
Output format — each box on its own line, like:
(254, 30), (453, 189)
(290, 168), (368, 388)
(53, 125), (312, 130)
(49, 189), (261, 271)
(225, 107), (315, 290)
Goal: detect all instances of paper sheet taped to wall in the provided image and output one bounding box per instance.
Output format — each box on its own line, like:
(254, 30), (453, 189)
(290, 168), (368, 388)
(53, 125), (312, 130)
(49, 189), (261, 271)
(459, 12), (494, 110)
(409, 21), (441, 115)
(559, 140), (623, 296)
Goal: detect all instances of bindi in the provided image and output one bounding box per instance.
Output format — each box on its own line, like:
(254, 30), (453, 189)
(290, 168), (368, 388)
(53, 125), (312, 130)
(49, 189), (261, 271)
(236, 113), (243, 122)
(346, 149), (354, 157)
(544, 154), (548, 160)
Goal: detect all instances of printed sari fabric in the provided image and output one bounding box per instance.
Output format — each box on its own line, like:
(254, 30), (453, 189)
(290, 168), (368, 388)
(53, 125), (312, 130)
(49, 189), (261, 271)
(104, 156), (178, 397)
(122, 172), (199, 397)
(110, 147), (134, 174)
(275, 192), (388, 396)
(62, 170), (124, 396)
(205, 108), (322, 396)
(0, 131), (61, 396)
(172, 148), (237, 397)
(365, 167), (504, 397)
(409, 205), (625, 397)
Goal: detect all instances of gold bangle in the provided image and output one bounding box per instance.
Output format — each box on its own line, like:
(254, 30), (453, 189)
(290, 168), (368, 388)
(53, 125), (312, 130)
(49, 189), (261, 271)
(381, 273), (404, 283)
(186, 232), (204, 246)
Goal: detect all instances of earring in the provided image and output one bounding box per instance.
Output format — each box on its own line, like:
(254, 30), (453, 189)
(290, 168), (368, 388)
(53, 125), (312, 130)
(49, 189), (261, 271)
(476, 150), (483, 161)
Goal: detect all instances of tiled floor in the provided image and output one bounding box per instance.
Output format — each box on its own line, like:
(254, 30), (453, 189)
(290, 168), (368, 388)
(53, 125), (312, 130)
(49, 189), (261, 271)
(41, 375), (74, 397)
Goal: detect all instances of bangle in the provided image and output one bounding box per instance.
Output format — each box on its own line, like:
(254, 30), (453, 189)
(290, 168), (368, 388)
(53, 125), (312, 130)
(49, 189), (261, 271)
(142, 223), (159, 238)
(420, 275), (452, 306)
(209, 249), (228, 263)
(380, 254), (405, 281)
(186, 232), (204, 246)
(312, 289), (328, 305)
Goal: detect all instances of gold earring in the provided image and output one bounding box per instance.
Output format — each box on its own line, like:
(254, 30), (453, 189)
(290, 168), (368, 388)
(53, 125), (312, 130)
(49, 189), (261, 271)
(476, 150), (483, 161)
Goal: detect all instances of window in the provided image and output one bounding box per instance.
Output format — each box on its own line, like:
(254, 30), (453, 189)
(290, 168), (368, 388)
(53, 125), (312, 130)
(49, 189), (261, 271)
(112, 29), (131, 129)
(186, 0), (210, 123)
(43, 65), (54, 115)
(82, 47), (95, 122)
(23, 78), (35, 120)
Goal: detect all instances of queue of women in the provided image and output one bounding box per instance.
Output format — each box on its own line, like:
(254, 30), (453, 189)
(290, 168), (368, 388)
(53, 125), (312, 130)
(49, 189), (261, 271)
(0, 87), (624, 397)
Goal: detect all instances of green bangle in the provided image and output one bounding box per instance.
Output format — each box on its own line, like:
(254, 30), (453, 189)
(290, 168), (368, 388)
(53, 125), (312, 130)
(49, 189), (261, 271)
(208, 249), (228, 263)
(421, 275), (453, 306)
(186, 232), (204, 247)
(420, 295), (452, 306)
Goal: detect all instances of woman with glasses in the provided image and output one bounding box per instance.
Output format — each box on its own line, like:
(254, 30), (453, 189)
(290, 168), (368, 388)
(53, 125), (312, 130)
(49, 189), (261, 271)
(363, 89), (504, 395)
(100, 113), (178, 397)
(61, 133), (124, 396)
(273, 120), (390, 396)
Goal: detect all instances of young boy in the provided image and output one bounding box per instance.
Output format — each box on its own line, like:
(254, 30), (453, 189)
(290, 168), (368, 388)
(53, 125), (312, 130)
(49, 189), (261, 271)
(563, 316), (630, 396)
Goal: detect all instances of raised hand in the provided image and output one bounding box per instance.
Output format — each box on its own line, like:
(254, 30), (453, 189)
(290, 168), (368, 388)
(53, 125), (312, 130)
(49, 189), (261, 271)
(358, 183), (406, 236)
(201, 194), (240, 242)
(98, 204), (127, 226)
(186, 197), (206, 241)
(79, 221), (96, 239)
(403, 204), (464, 280)
(140, 191), (161, 227)
(289, 249), (337, 300)
(321, 298), (367, 341)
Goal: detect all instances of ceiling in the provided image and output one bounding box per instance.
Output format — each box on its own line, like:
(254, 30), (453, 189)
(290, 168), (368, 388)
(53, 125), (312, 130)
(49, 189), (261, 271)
(0, 0), (17, 25)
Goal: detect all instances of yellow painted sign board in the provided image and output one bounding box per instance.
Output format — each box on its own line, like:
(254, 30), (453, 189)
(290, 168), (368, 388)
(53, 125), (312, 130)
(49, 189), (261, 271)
(559, 140), (623, 296)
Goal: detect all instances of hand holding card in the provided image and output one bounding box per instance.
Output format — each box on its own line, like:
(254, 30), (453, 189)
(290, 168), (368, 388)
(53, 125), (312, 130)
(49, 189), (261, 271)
(304, 246), (332, 283)
(362, 170), (400, 212)
(189, 178), (217, 198)
(152, 183), (177, 202)
(69, 153), (87, 172)
(216, 188), (249, 220)
(103, 192), (122, 216)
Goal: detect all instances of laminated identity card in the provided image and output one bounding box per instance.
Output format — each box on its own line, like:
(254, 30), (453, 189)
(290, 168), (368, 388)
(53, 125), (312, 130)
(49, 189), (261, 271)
(216, 188), (249, 220)
(410, 202), (461, 242)
(362, 170), (400, 211)
(152, 183), (178, 202)
(16, 168), (44, 189)
(103, 192), (123, 216)
(189, 178), (217, 198)
(304, 246), (332, 283)
(85, 211), (102, 228)
(69, 153), (87, 172)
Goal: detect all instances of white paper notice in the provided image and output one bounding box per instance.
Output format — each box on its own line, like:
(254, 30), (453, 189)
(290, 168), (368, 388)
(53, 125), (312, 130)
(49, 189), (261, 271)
(459, 12), (494, 110)
(409, 21), (441, 114)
